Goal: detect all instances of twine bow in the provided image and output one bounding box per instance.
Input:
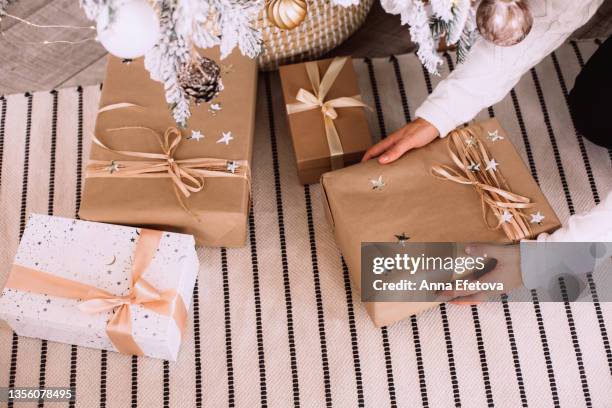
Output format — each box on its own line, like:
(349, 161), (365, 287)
(286, 57), (371, 170)
(431, 127), (534, 241)
(5, 229), (187, 356)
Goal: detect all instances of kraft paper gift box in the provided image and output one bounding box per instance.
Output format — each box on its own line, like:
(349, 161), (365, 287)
(0, 214), (199, 361)
(79, 47), (257, 247)
(321, 118), (561, 327)
(279, 57), (373, 185)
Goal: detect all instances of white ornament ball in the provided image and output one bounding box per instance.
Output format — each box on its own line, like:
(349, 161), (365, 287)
(96, 0), (160, 59)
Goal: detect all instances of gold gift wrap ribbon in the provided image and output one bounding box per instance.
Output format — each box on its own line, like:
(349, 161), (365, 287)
(86, 103), (251, 216)
(431, 127), (534, 242)
(4, 229), (188, 356)
(286, 57), (371, 170)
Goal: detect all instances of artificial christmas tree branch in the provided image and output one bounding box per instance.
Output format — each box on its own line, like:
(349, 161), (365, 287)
(2, 0), (484, 124)
(381, 0), (478, 74)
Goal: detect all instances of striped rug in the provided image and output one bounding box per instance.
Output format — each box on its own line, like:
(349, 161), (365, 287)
(1, 39), (611, 408)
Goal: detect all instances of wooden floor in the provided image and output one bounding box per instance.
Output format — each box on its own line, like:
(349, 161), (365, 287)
(0, 0), (610, 95)
(0, 0), (107, 94)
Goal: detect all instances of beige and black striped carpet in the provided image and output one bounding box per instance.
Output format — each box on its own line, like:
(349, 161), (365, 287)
(1, 39), (611, 407)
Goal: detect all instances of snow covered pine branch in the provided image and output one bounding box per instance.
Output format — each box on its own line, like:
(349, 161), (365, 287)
(78, 0), (363, 126)
(381, 0), (478, 75)
(6, 1), (483, 125)
(80, 0), (264, 126)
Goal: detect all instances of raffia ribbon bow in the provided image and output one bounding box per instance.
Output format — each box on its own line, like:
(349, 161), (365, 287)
(87, 126), (249, 197)
(5, 229), (187, 356)
(286, 57), (371, 170)
(431, 127), (534, 242)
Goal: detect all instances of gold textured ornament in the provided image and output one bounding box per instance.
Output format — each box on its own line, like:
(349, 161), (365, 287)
(266, 0), (308, 30)
(476, 0), (533, 47)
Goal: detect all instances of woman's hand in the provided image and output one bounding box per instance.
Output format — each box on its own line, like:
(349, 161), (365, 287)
(440, 244), (524, 305)
(362, 117), (440, 164)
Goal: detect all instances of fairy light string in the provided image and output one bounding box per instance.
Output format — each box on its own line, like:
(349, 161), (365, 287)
(0, 10), (96, 46)
(1, 11), (95, 30)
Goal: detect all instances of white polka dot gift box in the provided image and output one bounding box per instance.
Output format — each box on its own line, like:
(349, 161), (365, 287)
(0, 214), (199, 361)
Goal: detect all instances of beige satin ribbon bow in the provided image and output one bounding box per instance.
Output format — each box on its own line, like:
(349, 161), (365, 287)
(431, 127), (534, 242)
(286, 57), (371, 170)
(5, 229), (187, 356)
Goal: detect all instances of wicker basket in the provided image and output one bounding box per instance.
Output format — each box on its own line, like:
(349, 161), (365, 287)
(256, 0), (374, 70)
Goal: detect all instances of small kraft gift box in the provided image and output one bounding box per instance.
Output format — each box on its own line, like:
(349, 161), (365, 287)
(79, 46), (257, 247)
(0, 214), (199, 361)
(279, 57), (373, 185)
(321, 118), (562, 327)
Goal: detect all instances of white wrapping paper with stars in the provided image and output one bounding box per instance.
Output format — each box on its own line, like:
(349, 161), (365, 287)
(0, 214), (199, 361)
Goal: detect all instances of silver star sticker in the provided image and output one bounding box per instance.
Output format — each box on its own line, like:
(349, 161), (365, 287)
(500, 210), (513, 223)
(189, 130), (204, 141)
(465, 136), (477, 147)
(208, 103), (222, 115)
(216, 131), (234, 145)
(468, 161), (481, 172)
(530, 211), (545, 224)
(487, 130), (504, 142)
(226, 161), (239, 174)
(395, 233), (409, 246)
(105, 160), (120, 174)
(370, 176), (385, 190)
(485, 158), (500, 172)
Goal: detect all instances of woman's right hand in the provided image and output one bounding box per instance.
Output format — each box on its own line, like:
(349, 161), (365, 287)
(362, 117), (440, 164)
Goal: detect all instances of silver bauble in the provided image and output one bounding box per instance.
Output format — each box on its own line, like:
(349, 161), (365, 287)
(476, 0), (533, 47)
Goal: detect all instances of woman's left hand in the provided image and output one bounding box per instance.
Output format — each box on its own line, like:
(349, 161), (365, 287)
(362, 117), (439, 164)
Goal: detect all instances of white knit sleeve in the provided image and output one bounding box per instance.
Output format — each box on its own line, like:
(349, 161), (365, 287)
(415, 0), (603, 137)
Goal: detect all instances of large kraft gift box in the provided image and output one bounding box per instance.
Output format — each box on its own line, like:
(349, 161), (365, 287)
(0, 214), (199, 361)
(321, 118), (561, 327)
(79, 48), (257, 247)
(279, 57), (372, 185)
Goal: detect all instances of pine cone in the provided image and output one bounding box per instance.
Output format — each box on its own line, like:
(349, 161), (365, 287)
(178, 55), (222, 105)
